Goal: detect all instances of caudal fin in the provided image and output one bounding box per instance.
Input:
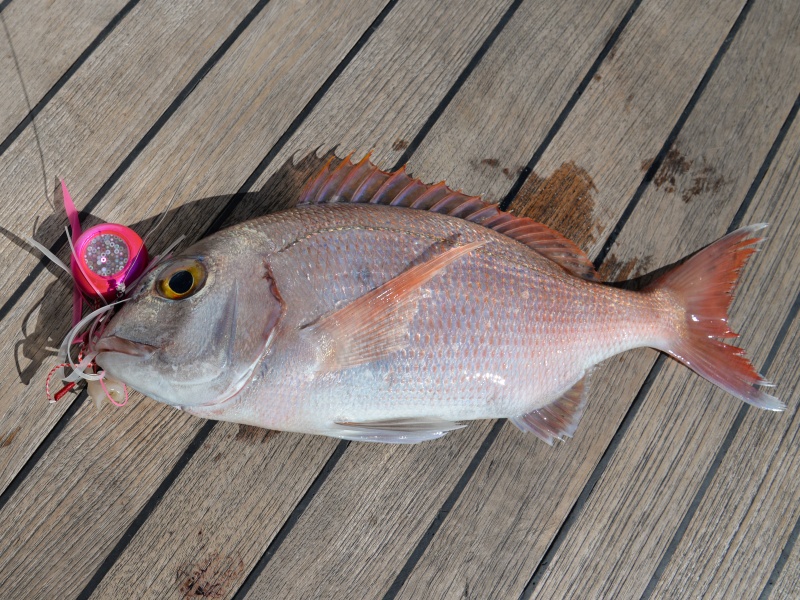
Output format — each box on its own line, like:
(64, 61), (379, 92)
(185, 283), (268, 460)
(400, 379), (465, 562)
(647, 224), (784, 411)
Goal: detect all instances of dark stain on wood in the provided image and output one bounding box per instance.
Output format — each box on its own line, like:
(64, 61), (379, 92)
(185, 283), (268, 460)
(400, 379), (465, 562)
(599, 253), (653, 282)
(470, 158), (521, 180)
(235, 424), (278, 444)
(176, 553), (245, 599)
(0, 427), (20, 448)
(511, 161), (598, 247)
(392, 138), (409, 151)
(682, 163), (725, 203)
(651, 148), (725, 202)
(641, 157), (655, 172)
(654, 148), (692, 193)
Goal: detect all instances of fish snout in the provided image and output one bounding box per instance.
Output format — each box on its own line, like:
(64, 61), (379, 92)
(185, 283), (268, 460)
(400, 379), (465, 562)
(94, 335), (157, 358)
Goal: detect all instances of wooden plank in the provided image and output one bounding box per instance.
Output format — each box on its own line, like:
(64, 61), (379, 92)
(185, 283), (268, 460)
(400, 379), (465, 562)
(244, 1), (758, 599)
(0, 0), (395, 596)
(0, 399), (206, 597)
(87, 0), (522, 596)
(89, 0), (636, 594)
(259, 0), (628, 201)
(648, 111), (800, 599)
(773, 531), (800, 600)
(0, 0), (131, 144)
(0, 0), (262, 496)
(397, 1), (800, 598)
(527, 2), (800, 597)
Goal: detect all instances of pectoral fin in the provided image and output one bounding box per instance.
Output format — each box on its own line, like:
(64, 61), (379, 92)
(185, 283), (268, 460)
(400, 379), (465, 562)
(306, 241), (486, 371)
(331, 417), (466, 444)
(510, 375), (589, 445)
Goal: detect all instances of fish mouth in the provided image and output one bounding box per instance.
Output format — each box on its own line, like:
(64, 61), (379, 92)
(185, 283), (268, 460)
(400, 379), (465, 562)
(94, 335), (157, 358)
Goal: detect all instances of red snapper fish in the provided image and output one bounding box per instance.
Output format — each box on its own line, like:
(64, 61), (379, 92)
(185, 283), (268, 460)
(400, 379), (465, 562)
(94, 155), (783, 444)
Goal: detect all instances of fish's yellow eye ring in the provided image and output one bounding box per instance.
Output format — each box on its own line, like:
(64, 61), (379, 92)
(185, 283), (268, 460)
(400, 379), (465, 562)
(157, 259), (207, 300)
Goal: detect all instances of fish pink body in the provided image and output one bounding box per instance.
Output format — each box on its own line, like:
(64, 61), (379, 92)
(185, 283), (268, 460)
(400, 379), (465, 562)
(96, 156), (781, 444)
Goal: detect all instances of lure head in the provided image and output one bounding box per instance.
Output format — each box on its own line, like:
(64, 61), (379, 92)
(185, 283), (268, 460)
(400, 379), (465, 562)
(72, 223), (149, 302)
(94, 229), (282, 408)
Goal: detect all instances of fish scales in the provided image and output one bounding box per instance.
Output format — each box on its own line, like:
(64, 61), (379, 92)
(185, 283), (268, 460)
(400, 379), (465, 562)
(120, 204), (669, 432)
(94, 156), (782, 445)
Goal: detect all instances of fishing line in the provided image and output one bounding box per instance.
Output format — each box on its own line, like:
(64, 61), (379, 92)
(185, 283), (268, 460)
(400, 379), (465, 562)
(1, 12), (50, 207)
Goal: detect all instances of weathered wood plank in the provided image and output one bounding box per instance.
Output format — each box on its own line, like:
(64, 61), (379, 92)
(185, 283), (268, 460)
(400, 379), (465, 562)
(0, 0), (130, 145)
(396, 1), (800, 598)
(245, 1), (759, 599)
(265, 0), (628, 202)
(533, 285), (794, 597)
(528, 2), (800, 597)
(0, 398), (205, 597)
(90, 0), (635, 595)
(772, 530), (800, 599)
(0, 0), (396, 596)
(648, 108), (800, 599)
(99, 424), (335, 600)
(0, 0), (262, 493)
(0, 0), (260, 285)
(87, 0), (521, 596)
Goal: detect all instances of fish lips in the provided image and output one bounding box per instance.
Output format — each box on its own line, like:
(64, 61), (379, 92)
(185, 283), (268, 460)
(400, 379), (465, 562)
(94, 335), (158, 359)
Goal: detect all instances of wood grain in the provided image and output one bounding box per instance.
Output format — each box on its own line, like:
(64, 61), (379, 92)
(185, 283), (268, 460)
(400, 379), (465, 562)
(396, 0), (800, 598)
(648, 107), (800, 600)
(0, 0), (797, 598)
(245, 0), (761, 598)
(772, 529), (800, 600)
(0, 0), (260, 498)
(0, 0), (392, 596)
(88, 424), (337, 600)
(83, 0), (524, 596)
(528, 2), (800, 597)
(0, 0), (130, 144)
(0, 396), (205, 597)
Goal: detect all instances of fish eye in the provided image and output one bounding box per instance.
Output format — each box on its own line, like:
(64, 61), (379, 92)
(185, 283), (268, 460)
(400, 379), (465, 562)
(157, 259), (207, 300)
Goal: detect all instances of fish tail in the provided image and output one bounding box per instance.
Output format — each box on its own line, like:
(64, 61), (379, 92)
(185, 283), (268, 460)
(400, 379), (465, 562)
(646, 224), (784, 411)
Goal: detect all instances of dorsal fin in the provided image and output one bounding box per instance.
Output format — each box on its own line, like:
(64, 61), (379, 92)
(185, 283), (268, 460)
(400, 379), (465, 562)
(299, 154), (600, 281)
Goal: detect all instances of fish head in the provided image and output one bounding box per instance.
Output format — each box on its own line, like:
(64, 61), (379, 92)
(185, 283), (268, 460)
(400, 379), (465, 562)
(95, 230), (282, 408)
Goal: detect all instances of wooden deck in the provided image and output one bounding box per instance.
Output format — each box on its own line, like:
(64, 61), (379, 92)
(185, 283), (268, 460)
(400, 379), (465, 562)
(0, 0), (798, 598)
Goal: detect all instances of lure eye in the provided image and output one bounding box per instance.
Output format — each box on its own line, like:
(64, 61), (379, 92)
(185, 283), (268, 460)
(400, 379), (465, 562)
(158, 260), (206, 300)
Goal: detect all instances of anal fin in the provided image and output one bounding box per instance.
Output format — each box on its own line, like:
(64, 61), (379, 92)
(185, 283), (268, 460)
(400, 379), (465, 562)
(306, 241), (486, 371)
(331, 417), (466, 444)
(510, 375), (589, 445)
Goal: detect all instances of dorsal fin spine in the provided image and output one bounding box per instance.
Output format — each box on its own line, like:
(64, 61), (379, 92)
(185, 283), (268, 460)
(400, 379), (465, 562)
(352, 167), (389, 203)
(463, 204), (499, 223)
(301, 154), (601, 281)
(371, 166), (410, 204)
(301, 155), (336, 203)
(427, 190), (463, 213)
(449, 196), (485, 218)
(392, 180), (428, 206)
(409, 182), (449, 209)
(317, 152), (355, 202)
(336, 152), (374, 200)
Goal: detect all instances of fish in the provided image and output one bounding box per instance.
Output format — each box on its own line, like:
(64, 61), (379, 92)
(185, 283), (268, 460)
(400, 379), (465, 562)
(94, 154), (783, 444)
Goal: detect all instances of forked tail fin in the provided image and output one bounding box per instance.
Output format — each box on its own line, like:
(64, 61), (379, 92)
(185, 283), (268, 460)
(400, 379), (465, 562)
(646, 224), (784, 411)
